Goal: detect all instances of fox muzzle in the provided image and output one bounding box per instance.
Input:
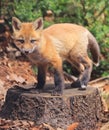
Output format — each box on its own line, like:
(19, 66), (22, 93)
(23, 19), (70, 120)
(22, 45), (37, 54)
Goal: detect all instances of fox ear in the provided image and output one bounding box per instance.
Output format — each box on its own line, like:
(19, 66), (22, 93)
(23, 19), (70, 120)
(33, 17), (43, 30)
(12, 17), (22, 31)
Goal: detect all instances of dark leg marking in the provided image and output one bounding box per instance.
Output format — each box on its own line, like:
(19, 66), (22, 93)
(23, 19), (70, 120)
(78, 64), (92, 90)
(52, 69), (64, 96)
(36, 64), (47, 90)
(71, 56), (92, 90)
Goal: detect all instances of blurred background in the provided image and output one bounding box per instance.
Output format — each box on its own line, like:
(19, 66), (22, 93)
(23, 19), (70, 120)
(0, 0), (109, 79)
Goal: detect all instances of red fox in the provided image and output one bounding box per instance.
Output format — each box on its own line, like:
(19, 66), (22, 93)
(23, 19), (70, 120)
(12, 17), (100, 95)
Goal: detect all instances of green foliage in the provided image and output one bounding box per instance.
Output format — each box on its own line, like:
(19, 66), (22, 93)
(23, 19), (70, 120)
(14, 0), (41, 21)
(1, 0), (109, 78)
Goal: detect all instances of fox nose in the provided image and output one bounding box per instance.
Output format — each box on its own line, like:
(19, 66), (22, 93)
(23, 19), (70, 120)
(24, 50), (29, 54)
(22, 49), (29, 54)
(22, 46), (36, 54)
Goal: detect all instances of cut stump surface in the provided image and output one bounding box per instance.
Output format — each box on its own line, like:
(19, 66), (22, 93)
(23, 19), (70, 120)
(0, 84), (104, 130)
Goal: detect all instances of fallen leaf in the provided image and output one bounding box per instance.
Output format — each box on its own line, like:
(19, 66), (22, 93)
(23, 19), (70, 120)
(57, 128), (64, 130)
(67, 122), (79, 130)
(30, 127), (39, 130)
(7, 73), (25, 83)
(102, 97), (108, 112)
(39, 123), (55, 130)
(0, 79), (6, 97)
(103, 85), (109, 92)
(0, 79), (4, 87)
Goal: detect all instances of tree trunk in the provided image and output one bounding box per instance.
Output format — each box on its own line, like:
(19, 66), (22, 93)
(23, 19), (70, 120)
(0, 84), (104, 130)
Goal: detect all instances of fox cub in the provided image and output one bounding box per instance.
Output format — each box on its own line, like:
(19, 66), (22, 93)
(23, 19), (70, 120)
(12, 17), (100, 95)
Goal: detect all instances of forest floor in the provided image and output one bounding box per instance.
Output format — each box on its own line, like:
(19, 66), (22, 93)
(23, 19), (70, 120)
(0, 45), (109, 130)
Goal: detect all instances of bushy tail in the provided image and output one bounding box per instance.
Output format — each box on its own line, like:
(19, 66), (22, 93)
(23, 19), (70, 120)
(88, 32), (100, 66)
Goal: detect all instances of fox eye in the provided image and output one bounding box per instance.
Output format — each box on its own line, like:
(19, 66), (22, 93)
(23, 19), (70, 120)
(17, 39), (24, 44)
(30, 39), (37, 43)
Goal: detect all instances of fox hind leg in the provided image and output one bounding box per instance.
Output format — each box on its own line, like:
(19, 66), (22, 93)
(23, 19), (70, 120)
(78, 60), (92, 90)
(71, 56), (92, 90)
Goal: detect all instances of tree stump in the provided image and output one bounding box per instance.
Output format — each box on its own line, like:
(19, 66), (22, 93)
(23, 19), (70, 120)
(0, 84), (104, 130)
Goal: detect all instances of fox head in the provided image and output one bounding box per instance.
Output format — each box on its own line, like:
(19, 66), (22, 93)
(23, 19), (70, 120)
(12, 17), (43, 54)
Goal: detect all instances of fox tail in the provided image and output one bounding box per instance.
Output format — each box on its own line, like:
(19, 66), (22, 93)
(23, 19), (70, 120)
(88, 32), (100, 66)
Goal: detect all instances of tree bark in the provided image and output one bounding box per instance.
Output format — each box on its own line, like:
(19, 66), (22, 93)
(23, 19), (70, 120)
(0, 84), (104, 130)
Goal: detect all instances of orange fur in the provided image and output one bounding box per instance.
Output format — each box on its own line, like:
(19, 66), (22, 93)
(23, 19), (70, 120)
(12, 17), (100, 95)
